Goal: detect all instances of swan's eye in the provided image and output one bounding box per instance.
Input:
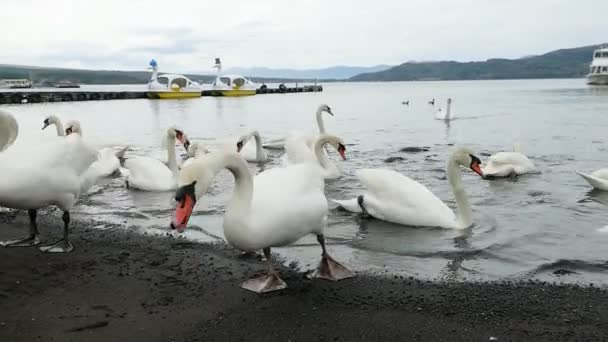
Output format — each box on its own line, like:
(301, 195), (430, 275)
(236, 141), (244, 152)
(65, 127), (73, 135)
(43, 119), (49, 125)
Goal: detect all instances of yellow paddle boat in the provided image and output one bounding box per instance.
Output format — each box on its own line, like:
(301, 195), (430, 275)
(146, 59), (202, 99)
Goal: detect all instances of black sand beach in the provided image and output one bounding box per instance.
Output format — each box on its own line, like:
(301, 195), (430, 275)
(1, 210), (607, 342)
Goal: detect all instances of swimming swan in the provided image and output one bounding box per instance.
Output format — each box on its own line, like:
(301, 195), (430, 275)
(263, 104), (334, 150)
(120, 127), (187, 191)
(332, 147), (484, 229)
(170, 147), (352, 293)
(481, 144), (536, 178)
(435, 98), (455, 120)
(577, 169), (608, 191)
(0, 133), (98, 252)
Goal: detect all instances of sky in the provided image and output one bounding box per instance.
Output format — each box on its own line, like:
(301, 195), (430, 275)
(1, 0), (607, 73)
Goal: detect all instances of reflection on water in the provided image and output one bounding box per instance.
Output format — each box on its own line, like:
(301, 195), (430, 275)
(4, 79), (608, 284)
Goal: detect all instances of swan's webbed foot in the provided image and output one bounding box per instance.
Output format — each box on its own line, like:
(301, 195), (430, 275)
(39, 239), (74, 253)
(314, 234), (353, 281)
(0, 234), (41, 247)
(240, 247), (287, 293)
(314, 254), (353, 281)
(240, 273), (287, 293)
(39, 211), (73, 253)
(357, 195), (372, 219)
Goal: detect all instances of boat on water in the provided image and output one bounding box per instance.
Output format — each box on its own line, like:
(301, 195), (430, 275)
(587, 47), (608, 85)
(0, 79), (32, 89)
(207, 58), (256, 96)
(146, 59), (202, 99)
(54, 80), (80, 88)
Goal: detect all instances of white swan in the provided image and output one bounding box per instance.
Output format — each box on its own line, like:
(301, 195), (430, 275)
(0, 110), (18, 152)
(236, 130), (268, 162)
(285, 133), (346, 179)
(42, 115), (65, 136)
(170, 148), (352, 293)
(481, 144), (535, 178)
(263, 104), (334, 150)
(332, 147), (484, 229)
(0, 133), (98, 252)
(577, 169), (608, 191)
(182, 140), (210, 168)
(435, 98), (454, 120)
(120, 127), (187, 191)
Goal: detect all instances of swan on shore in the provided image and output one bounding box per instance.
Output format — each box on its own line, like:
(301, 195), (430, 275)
(263, 104), (334, 150)
(0, 123), (97, 252)
(0, 110), (18, 152)
(170, 143), (352, 293)
(332, 147), (484, 229)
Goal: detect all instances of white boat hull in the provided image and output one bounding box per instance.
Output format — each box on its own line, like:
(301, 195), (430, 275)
(587, 74), (608, 85)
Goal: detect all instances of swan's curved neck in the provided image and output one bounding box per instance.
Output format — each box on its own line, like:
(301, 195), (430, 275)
(251, 131), (264, 160)
(447, 159), (472, 228)
(313, 136), (332, 170)
(316, 108), (326, 134)
(53, 120), (65, 137)
(165, 136), (178, 175)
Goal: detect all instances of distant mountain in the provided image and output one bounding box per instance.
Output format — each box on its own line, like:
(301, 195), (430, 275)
(225, 65), (392, 80)
(349, 44), (604, 82)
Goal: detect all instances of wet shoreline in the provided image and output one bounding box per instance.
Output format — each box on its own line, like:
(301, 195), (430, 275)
(1, 211), (607, 341)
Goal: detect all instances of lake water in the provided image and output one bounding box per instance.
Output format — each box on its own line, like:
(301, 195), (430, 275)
(4, 79), (608, 284)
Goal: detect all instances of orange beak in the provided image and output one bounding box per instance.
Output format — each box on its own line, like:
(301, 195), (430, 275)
(170, 194), (195, 233)
(471, 161), (483, 177)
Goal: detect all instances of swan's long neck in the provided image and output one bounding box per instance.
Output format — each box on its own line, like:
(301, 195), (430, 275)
(216, 153), (254, 224)
(316, 108), (326, 134)
(165, 136), (178, 175)
(446, 100), (452, 120)
(313, 136), (332, 170)
(53, 120), (65, 137)
(251, 131), (264, 160)
(447, 159), (473, 228)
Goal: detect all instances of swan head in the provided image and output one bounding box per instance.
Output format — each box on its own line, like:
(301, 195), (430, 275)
(318, 104), (333, 116)
(42, 115), (61, 130)
(167, 127), (188, 147)
(186, 141), (209, 158)
(317, 134), (347, 160)
(235, 130), (260, 152)
(64, 120), (82, 136)
(171, 153), (225, 232)
(450, 147), (483, 177)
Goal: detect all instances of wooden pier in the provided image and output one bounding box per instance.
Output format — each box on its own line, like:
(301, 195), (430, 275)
(0, 85), (323, 105)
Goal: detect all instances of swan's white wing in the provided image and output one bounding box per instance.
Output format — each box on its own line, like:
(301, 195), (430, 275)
(244, 164), (327, 248)
(124, 156), (175, 191)
(284, 135), (316, 165)
(577, 170), (608, 191)
(344, 168), (456, 228)
(0, 111), (18, 152)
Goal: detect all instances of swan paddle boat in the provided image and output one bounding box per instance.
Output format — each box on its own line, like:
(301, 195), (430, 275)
(146, 59), (202, 99)
(207, 58), (256, 97)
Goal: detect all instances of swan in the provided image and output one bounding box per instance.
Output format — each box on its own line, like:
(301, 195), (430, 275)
(576, 169), (608, 191)
(170, 146), (352, 293)
(262, 104), (334, 150)
(284, 133), (346, 179)
(0, 110), (18, 152)
(42, 115), (65, 136)
(332, 147), (484, 229)
(0, 133), (98, 252)
(435, 98), (454, 120)
(120, 127), (187, 191)
(236, 130), (268, 162)
(481, 144), (536, 178)
(182, 141), (210, 168)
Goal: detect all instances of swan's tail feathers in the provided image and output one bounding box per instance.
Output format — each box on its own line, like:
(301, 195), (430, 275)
(576, 171), (608, 190)
(331, 198), (363, 213)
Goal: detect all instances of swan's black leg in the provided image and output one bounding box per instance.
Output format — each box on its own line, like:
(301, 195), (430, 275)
(240, 247), (287, 293)
(357, 195), (371, 218)
(313, 234), (353, 281)
(39, 211), (74, 253)
(0, 209), (41, 247)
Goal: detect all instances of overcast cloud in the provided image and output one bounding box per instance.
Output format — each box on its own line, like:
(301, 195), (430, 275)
(1, 0), (607, 73)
